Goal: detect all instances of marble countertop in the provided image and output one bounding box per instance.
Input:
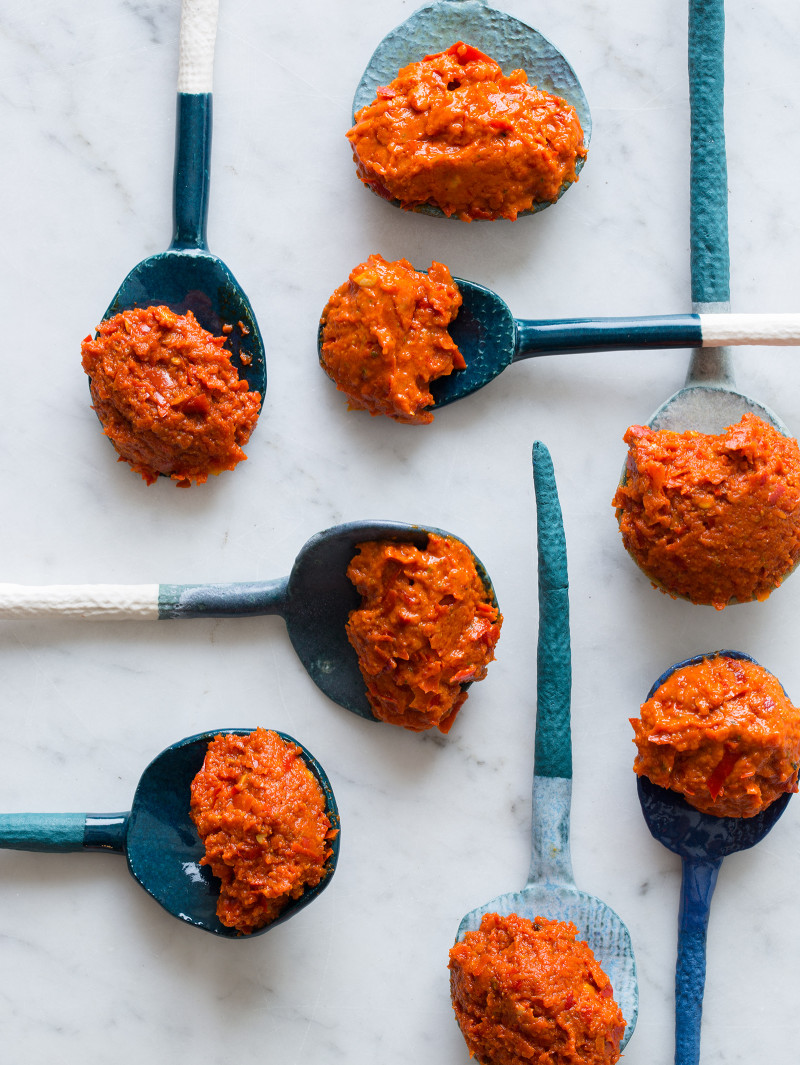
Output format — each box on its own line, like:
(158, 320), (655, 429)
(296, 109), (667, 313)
(2, 1), (800, 1061)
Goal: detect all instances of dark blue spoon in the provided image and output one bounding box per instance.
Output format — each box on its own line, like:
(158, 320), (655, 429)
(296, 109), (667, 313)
(318, 275), (799, 412)
(0, 520), (498, 723)
(455, 443), (638, 1046)
(101, 0), (265, 399)
(0, 729), (340, 938)
(637, 650), (792, 1064)
(352, 0), (591, 218)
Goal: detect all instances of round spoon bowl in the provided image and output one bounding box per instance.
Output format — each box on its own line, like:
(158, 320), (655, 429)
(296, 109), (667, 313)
(352, 0), (591, 218)
(647, 383), (787, 435)
(127, 728), (340, 938)
(106, 249), (266, 396)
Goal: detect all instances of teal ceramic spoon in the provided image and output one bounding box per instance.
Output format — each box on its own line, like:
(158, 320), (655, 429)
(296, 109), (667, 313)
(637, 650), (792, 1065)
(0, 729), (340, 938)
(319, 276), (800, 411)
(0, 521), (497, 723)
(352, 0), (591, 217)
(646, 0), (785, 436)
(454, 442), (638, 1046)
(101, 0), (266, 399)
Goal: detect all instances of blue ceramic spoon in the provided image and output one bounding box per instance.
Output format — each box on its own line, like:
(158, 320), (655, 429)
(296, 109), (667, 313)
(352, 0), (591, 217)
(0, 521), (497, 723)
(637, 650), (792, 1065)
(101, 0), (266, 399)
(319, 277), (800, 412)
(454, 442), (638, 1045)
(647, 0), (784, 436)
(0, 729), (340, 938)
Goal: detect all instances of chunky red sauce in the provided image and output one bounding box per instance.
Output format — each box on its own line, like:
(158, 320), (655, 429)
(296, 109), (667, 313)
(81, 306), (261, 487)
(189, 729), (334, 933)
(613, 414), (800, 608)
(632, 656), (800, 817)
(320, 254), (464, 424)
(449, 912), (626, 1065)
(346, 534), (502, 732)
(347, 42), (586, 221)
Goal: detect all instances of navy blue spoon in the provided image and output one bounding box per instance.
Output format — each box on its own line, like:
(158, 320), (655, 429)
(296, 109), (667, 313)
(0, 521), (498, 723)
(456, 443), (638, 1046)
(637, 650), (792, 1064)
(0, 729), (340, 938)
(101, 0), (265, 399)
(352, 0), (591, 217)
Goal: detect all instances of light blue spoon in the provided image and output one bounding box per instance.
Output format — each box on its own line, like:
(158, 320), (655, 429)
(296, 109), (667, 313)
(100, 0), (266, 401)
(637, 650), (792, 1065)
(352, 0), (591, 218)
(0, 729), (340, 938)
(455, 442), (638, 1047)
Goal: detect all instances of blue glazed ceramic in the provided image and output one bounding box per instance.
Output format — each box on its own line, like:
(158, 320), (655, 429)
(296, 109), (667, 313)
(351, 0), (590, 218)
(0, 729), (340, 938)
(99, 1), (266, 410)
(455, 442), (638, 1047)
(637, 650), (793, 1065)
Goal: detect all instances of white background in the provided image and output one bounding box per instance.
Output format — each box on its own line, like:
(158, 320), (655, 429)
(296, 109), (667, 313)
(2, 1), (799, 1062)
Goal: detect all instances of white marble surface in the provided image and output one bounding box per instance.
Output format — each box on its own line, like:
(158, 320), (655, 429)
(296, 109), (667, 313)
(2, 1), (800, 1061)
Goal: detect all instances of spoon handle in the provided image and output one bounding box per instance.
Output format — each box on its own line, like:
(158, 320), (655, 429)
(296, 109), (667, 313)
(514, 313), (800, 359)
(674, 855), (722, 1065)
(529, 442), (574, 887)
(0, 580), (290, 620)
(172, 0), (219, 250)
(0, 813), (128, 853)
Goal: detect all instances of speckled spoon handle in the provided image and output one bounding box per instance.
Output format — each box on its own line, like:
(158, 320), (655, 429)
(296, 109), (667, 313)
(0, 813), (128, 852)
(675, 856), (721, 1065)
(172, 0), (219, 251)
(687, 0), (732, 388)
(528, 442), (574, 888)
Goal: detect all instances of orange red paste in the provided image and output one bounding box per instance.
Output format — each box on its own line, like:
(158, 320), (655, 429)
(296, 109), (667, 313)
(613, 413), (800, 608)
(347, 42), (586, 221)
(189, 729), (335, 934)
(346, 534), (502, 732)
(320, 254), (464, 424)
(81, 306), (261, 487)
(632, 656), (800, 818)
(449, 912), (626, 1065)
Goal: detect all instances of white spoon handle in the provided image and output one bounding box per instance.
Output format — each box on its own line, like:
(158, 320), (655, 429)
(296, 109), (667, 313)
(178, 0), (219, 94)
(0, 585), (158, 620)
(700, 313), (800, 345)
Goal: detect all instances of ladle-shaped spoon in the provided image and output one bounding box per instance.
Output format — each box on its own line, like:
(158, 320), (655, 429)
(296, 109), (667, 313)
(0, 521), (497, 723)
(645, 0), (786, 436)
(352, 0), (591, 217)
(637, 650), (792, 1064)
(318, 278), (800, 411)
(454, 442), (638, 1045)
(102, 0), (265, 399)
(0, 728), (340, 938)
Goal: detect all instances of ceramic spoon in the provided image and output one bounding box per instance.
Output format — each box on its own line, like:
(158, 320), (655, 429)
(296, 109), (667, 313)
(637, 650), (792, 1065)
(101, 0), (266, 398)
(0, 521), (497, 723)
(352, 0), (591, 216)
(454, 442), (638, 1045)
(0, 729), (340, 938)
(646, 0), (784, 435)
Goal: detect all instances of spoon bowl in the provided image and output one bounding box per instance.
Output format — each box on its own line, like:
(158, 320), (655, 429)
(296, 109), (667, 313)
(0, 728), (340, 938)
(454, 442), (637, 1048)
(352, 0), (591, 217)
(636, 650), (792, 1063)
(0, 520), (498, 723)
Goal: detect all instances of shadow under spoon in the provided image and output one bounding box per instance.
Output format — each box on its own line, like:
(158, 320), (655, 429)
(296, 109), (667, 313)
(637, 650), (792, 1065)
(101, 0), (266, 399)
(0, 520), (497, 723)
(352, 0), (590, 217)
(454, 442), (638, 1046)
(0, 728), (340, 938)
